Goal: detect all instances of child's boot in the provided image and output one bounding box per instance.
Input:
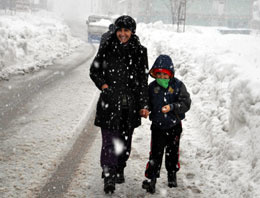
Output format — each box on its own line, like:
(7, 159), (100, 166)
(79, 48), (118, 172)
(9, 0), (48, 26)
(142, 178), (156, 194)
(168, 172), (177, 188)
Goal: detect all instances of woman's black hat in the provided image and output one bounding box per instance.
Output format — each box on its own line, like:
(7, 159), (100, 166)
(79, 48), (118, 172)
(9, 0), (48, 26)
(115, 15), (136, 33)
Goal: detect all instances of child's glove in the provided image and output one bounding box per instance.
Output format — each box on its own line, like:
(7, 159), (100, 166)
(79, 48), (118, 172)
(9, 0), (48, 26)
(140, 109), (149, 118)
(162, 105), (171, 113)
(101, 84), (109, 90)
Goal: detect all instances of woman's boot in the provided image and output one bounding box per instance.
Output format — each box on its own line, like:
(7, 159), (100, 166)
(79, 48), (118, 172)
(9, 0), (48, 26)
(104, 170), (116, 194)
(115, 167), (125, 184)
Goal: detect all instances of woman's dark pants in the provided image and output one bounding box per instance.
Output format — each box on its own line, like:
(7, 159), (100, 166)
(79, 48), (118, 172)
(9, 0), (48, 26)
(100, 109), (134, 174)
(100, 127), (133, 171)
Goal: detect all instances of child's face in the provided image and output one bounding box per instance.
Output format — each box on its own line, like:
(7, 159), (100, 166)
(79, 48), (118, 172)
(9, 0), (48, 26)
(156, 72), (170, 79)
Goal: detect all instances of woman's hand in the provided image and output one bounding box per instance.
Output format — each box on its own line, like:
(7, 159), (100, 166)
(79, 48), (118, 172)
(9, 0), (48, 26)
(162, 105), (170, 113)
(101, 84), (109, 90)
(140, 109), (149, 118)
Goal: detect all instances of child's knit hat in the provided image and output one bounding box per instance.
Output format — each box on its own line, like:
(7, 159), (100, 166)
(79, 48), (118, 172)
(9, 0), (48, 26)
(149, 55), (174, 78)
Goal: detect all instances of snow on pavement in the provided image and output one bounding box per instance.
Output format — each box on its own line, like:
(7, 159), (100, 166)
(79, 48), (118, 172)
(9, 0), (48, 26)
(65, 110), (238, 197)
(138, 23), (260, 197)
(0, 46), (99, 197)
(65, 117), (203, 198)
(65, 23), (260, 197)
(1, 11), (260, 197)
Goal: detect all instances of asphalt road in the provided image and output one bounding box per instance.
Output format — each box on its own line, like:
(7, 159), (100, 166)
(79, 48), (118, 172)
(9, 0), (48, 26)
(0, 44), (95, 140)
(37, 112), (99, 198)
(0, 20), (103, 197)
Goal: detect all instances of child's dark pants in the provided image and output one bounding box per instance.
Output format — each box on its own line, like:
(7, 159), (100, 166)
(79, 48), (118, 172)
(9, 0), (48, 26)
(145, 122), (182, 179)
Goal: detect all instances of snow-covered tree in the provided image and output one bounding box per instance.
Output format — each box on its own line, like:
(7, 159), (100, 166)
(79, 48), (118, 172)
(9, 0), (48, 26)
(169, 0), (181, 24)
(252, 0), (260, 29)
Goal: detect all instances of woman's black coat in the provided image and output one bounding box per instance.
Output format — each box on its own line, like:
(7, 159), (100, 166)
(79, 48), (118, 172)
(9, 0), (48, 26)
(90, 33), (149, 130)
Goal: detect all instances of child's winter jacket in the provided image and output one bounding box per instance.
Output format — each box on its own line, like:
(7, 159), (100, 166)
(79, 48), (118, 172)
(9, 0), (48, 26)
(148, 55), (191, 129)
(148, 78), (191, 129)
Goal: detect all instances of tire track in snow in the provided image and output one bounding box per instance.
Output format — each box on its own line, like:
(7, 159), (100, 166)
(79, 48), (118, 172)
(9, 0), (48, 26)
(37, 113), (99, 198)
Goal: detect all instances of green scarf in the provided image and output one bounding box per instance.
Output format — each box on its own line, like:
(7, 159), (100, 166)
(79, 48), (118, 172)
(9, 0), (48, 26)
(156, 78), (170, 89)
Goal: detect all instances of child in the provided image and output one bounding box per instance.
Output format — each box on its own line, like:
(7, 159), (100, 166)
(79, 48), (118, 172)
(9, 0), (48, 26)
(142, 55), (191, 194)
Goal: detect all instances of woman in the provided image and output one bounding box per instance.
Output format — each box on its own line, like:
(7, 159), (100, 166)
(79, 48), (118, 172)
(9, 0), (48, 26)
(89, 15), (149, 194)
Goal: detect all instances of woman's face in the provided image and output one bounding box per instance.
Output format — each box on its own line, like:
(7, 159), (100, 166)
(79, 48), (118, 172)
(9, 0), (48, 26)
(116, 28), (132, 43)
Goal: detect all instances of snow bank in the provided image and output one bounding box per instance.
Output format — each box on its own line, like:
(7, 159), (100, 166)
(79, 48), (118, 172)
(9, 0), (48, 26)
(0, 11), (83, 80)
(137, 23), (260, 197)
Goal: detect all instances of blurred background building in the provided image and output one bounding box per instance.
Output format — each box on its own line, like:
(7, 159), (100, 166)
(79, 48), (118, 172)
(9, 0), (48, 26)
(186, 0), (254, 28)
(91, 0), (255, 28)
(1, 0), (259, 29)
(0, 0), (48, 12)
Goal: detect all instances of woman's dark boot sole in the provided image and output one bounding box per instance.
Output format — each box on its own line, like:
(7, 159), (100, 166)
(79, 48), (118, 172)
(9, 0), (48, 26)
(104, 184), (115, 194)
(104, 176), (115, 194)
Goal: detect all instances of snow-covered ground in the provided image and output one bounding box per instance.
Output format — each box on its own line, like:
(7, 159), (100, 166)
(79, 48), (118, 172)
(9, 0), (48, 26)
(138, 22), (260, 197)
(0, 10), (83, 80)
(64, 23), (260, 197)
(0, 11), (260, 198)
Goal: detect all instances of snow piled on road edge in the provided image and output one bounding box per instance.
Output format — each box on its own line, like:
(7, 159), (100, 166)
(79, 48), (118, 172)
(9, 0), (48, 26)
(137, 22), (260, 197)
(0, 10), (84, 80)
